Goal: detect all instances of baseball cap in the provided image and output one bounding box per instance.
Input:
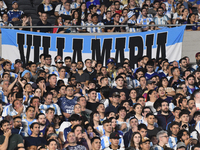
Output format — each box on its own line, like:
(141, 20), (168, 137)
(195, 52), (200, 57)
(56, 59), (64, 63)
(112, 92), (120, 97)
(141, 137), (150, 143)
(146, 80), (155, 85)
(12, 1), (18, 5)
(110, 132), (120, 139)
(107, 58), (114, 65)
(15, 59), (23, 64)
(177, 142), (186, 149)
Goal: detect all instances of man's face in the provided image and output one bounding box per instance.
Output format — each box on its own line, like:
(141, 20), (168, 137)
(188, 100), (195, 110)
(85, 60), (92, 68)
(78, 97), (86, 107)
(153, 2), (160, 8)
(89, 91), (97, 100)
(146, 65), (154, 73)
(31, 98), (40, 108)
(102, 78), (109, 86)
(187, 77), (195, 85)
(45, 57), (52, 65)
(30, 64), (37, 72)
(137, 98), (145, 107)
(173, 68), (180, 77)
(112, 96), (119, 104)
(92, 16), (98, 24)
(159, 133), (169, 145)
(142, 108), (151, 118)
(45, 94), (53, 105)
(12, 2), (18, 10)
(115, 78), (124, 87)
(14, 118), (22, 128)
(115, 2), (120, 9)
(66, 87), (74, 97)
(170, 125), (179, 136)
(59, 69), (66, 77)
(180, 114), (189, 123)
(31, 124), (40, 135)
(92, 139), (101, 150)
(67, 132), (76, 143)
(181, 131), (189, 141)
(77, 62), (83, 70)
(110, 139), (119, 147)
(158, 8), (163, 16)
(38, 115), (46, 125)
(181, 60), (187, 68)
(65, 59), (71, 67)
(136, 71), (144, 79)
(41, 13), (47, 21)
(1, 122), (10, 132)
(106, 12), (111, 19)
(181, 98), (188, 109)
(120, 92), (126, 101)
(142, 9), (147, 17)
(97, 104), (105, 113)
(4, 63), (11, 71)
(114, 14), (120, 22)
(129, 0), (135, 6)
(118, 109), (126, 119)
(147, 115), (155, 125)
(161, 102), (169, 113)
(2, 14), (8, 22)
(140, 141), (150, 150)
(103, 122), (112, 133)
(26, 107), (35, 119)
(130, 118), (138, 128)
(49, 76), (57, 86)
(46, 110), (55, 120)
(139, 128), (147, 138)
(59, 86), (66, 95)
(173, 110), (181, 119)
(14, 100), (23, 110)
(64, 3), (70, 10)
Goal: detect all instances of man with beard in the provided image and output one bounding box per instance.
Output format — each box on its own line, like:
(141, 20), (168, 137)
(12, 116), (27, 137)
(186, 75), (199, 95)
(193, 52), (200, 70)
(153, 7), (170, 25)
(157, 101), (175, 130)
(37, 113), (47, 136)
(194, 69), (200, 84)
(0, 120), (24, 150)
(166, 121), (180, 149)
(73, 61), (90, 86)
(179, 58), (194, 76)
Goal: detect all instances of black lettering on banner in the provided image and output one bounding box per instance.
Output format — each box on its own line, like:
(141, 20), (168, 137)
(72, 39), (83, 62)
(26, 34), (32, 64)
(91, 39), (112, 65)
(33, 35), (41, 63)
(42, 36), (51, 55)
(145, 34), (154, 59)
(156, 32), (167, 59)
(17, 33), (25, 65)
(56, 37), (65, 57)
(129, 36), (144, 69)
(115, 38), (125, 66)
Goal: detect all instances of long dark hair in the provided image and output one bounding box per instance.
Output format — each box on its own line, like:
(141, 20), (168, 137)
(89, 111), (101, 127)
(130, 132), (142, 149)
(147, 90), (155, 101)
(187, 13), (195, 24)
(77, 2), (87, 22)
(44, 125), (56, 139)
(54, 16), (62, 26)
(72, 10), (81, 25)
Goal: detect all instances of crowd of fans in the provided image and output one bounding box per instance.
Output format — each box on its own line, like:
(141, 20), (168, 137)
(0, 0), (200, 33)
(1, 51), (200, 150)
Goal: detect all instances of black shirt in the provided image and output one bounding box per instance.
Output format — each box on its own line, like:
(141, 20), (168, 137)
(109, 87), (130, 100)
(24, 136), (46, 148)
(147, 127), (162, 137)
(37, 20), (52, 33)
(86, 101), (100, 112)
(84, 68), (97, 81)
(105, 22), (122, 32)
(73, 72), (90, 83)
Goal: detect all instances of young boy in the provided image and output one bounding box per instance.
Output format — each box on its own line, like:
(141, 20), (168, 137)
(126, 11), (141, 32)
(145, 60), (159, 80)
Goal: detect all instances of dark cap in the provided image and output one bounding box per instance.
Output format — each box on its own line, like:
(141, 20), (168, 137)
(146, 80), (155, 85)
(15, 59), (23, 64)
(196, 52), (200, 57)
(12, 1), (18, 4)
(112, 92), (120, 97)
(107, 58), (114, 65)
(110, 132), (120, 139)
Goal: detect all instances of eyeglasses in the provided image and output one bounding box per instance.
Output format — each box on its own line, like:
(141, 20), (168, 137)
(162, 136), (168, 138)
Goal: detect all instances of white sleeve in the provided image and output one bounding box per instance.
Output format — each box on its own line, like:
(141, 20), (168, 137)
(55, 4), (61, 12)
(2, 106), (8, 117)
(56, 104), (62, 116)
(3, 1), (7, 9)
(120, 136), (125, 148)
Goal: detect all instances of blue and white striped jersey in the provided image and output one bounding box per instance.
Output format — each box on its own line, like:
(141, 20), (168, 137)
(86, 22), (104, 33)
(43, 65), (57, 74)
(22, 119), (37, 136)
(71, 2), (80, 9)
(39, 103), (62, 115)
(132, 79), (140, 88)
(95, 125), (105, 135)
(164, 2), (176, 14)
(43, 4), (53, 12)
(59, 9), (71, 16)
(137, 17), (153, 28)
(166, 136), (177, 149)
(153, 15), (169, 25)
(0, 22), (13, 27)
(0, 90), (7, 104)
(2, 104), (26, 118)
(126, 19), (141, 32)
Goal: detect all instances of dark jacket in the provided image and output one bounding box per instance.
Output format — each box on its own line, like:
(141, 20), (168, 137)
(123, 129), (133, 148)
(156, 111), (175, 130)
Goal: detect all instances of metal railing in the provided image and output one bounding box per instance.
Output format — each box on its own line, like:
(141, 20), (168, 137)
(0, 23), (199, 29)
